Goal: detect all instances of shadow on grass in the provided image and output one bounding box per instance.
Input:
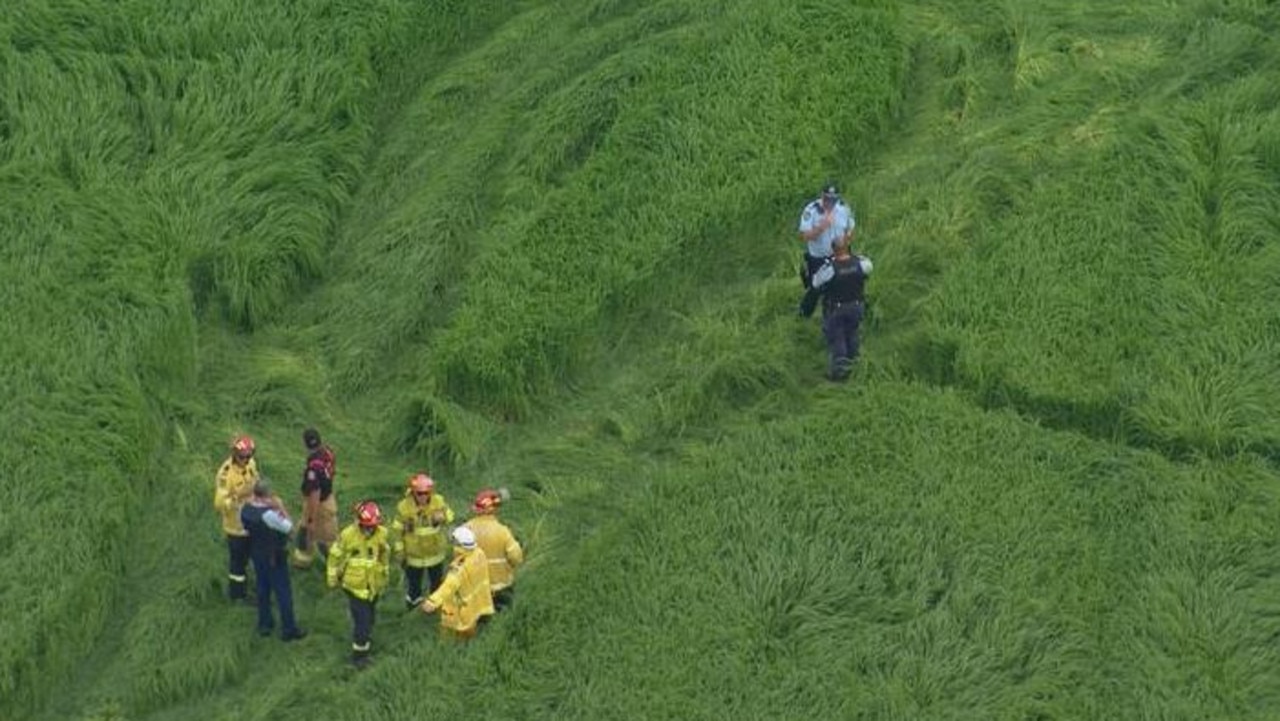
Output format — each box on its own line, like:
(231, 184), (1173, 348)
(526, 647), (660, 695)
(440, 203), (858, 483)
(903, 333), (1280, 466)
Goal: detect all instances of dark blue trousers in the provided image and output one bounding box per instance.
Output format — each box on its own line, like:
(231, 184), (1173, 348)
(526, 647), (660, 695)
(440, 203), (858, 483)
(799, 254), (828, 318)
(403, 562), (446, 604)
(226, 535), (250, 600)
(251, 553), (299, 636)
(822, 301), (864, 379)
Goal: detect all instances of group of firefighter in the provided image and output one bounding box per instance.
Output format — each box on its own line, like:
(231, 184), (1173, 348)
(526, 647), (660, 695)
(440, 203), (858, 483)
(213, 429), (523, 669)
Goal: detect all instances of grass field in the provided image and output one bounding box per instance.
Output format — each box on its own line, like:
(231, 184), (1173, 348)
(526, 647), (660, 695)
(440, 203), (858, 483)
(3, 0), (1280, 719)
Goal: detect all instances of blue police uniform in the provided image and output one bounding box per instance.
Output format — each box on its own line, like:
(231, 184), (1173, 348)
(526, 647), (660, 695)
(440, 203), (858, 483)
(812, 254), (871, 381)
(241, 499), (305, 640)
(797, 188), (856, 317)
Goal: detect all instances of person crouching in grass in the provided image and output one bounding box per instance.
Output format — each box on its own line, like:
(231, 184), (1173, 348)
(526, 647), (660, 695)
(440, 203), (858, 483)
(420, 526), (493, 641)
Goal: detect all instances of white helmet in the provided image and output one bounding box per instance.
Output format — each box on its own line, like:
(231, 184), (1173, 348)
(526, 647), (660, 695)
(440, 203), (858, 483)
(857, 256), (873, 275)
(450, 526), (477, 550)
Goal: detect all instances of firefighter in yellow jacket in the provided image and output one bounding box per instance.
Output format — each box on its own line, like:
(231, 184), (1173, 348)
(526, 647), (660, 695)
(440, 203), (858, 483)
(213, 435), (260, 602)
(391, 473), (455, 609)
(327, 501), (391, 669)
(420, 526), (494, 640)
(464, 488), (524, 611)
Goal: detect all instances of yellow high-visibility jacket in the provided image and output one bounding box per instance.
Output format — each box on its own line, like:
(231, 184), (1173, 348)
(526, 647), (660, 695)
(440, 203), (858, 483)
(327, 524), (391, 601)
(427, 547), (494, 632)
(464, 515), (524, 592)
(213, 457), (259, 537)
(392, 492), (454, 568)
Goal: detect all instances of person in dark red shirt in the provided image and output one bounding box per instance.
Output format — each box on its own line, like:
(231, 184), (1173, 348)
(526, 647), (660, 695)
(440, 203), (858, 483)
(293, 427), (339, 568)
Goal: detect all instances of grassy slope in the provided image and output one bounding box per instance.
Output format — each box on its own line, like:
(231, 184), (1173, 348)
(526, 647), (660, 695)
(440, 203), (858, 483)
(4, 0), (1280, 720)
(0, 0), (502, 717)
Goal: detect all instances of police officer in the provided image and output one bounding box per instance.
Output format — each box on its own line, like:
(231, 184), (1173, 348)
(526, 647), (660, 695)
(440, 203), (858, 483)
(796, 181), (856, 318)
(811, 235), (872, 381)
(241, 479), (307, 641)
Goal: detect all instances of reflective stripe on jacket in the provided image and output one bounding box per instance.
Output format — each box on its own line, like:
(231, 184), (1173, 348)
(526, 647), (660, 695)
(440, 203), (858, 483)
(464, 515), (524, 591)
(427, 547), (494, 632)
(327, 524), (391, 600)
(392, 492), (454, 567)
(213, 457), (258, 537)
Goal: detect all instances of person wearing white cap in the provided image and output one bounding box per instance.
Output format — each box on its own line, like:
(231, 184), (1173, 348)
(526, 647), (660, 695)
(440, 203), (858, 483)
(796, 180), (856, 318)
(419, 525), (494, 640)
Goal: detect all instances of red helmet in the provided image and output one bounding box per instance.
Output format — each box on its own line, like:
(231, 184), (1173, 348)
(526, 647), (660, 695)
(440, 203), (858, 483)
(232, 435), (256, 460)
(472, 489), (502, 514)
(409, 473), (435, 494)
(356, 501), (382, 528)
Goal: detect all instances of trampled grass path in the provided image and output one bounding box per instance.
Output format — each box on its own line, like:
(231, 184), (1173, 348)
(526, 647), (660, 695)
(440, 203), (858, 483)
(5, 1), (1280, 719)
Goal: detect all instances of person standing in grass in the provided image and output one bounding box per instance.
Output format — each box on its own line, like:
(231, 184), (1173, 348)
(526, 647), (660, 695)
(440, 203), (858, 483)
(797, 181), (856, 318)
(241, 479), (307, 642)
(327, 501), (391, 669)
(391, 473), (455, 609)
(811, 235), (872, 382)
(464, 488), (524, 611)
(292, 428), (338, 569)
(420, 526), (494, 641)
(213, 435), (259, 602)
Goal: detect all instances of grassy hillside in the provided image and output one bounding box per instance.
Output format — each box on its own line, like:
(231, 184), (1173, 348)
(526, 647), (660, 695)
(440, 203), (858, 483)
(3, 0), (1280, 719)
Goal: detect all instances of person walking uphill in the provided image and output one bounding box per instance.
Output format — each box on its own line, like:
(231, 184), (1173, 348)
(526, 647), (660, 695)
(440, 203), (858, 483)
(797, 181), (856, 318)
(391, 473), (454, 609)
(327, 501), (391, 669)
(420, 526), (494, 641)
(464, 488), (524, 611)
(293, 428), (338, 569)
(213, 435), (260, 602)
(241, 479), (307, 641)
(811, 235), (872, 381)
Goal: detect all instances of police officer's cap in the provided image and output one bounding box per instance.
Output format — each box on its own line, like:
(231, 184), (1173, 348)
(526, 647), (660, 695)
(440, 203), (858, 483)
(821, 181), (840, 199)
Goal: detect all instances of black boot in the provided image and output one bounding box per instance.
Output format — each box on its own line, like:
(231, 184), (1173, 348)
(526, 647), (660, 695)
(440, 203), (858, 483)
(352, 649), (371, 670)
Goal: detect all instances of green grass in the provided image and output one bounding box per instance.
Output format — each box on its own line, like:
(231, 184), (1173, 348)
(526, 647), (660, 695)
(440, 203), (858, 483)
(4, 0), (1280, 719)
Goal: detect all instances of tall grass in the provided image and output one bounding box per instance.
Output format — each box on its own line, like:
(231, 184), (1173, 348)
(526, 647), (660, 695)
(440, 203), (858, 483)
(880, 0), (1280, 460)
(0, 0), (430, 717)
(7, 0), (1280, 719)
(311, 0), (907, 417)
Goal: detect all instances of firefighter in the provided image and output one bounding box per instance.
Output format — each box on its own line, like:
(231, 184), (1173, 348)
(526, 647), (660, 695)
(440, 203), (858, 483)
(293, 427), (338, 569)
(464, 488), (524, 611)
(391, 473), (455, 609)
(213, 435), (259, 602)
(420, 526), (494, 641)
(327, 501), (391, 669)
(240, 479), (306, 641)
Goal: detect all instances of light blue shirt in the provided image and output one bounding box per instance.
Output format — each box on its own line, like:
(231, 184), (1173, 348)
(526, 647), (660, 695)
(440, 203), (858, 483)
(263, 508), (293, 534)
(798, 199), (855, 258)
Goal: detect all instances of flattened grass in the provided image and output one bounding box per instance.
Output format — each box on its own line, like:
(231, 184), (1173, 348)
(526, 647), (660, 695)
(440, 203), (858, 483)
(8, 0), (1280, 719)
